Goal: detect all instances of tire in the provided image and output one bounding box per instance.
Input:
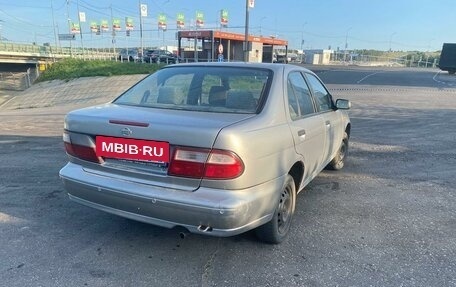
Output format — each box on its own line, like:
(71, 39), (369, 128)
(327, 132), (348, 170)
(449, 70), (456, 75)
(255, 174), (296, 244)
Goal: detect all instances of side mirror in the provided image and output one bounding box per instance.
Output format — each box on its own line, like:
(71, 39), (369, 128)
(336, 99), (351, 110)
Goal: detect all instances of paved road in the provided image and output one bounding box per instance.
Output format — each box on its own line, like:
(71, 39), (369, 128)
(307, 65), (456, 88)
(0, 67), (455, 287)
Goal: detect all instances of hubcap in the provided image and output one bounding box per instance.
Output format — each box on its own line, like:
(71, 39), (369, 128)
(277, 184), (293, 234)
(339, 140), (347, 160)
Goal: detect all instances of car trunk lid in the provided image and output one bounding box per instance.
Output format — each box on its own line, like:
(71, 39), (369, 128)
(64, 103), (254, 191)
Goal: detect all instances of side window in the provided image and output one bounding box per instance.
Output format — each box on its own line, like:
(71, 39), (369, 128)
(305, 73), (333, 112)
(287, 72), (315, 120)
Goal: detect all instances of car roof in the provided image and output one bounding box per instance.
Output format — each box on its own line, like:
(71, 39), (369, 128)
(162, 62), (315, 75)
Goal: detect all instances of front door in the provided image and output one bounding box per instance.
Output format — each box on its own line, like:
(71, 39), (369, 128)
(286, 72), (326, 184)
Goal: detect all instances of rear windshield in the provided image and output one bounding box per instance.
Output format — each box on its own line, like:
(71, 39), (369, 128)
(114, 66), (272, 114)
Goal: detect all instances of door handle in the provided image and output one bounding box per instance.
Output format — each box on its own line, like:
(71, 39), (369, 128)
(298, 129), (306, 138)
(325, 121), (331, 128)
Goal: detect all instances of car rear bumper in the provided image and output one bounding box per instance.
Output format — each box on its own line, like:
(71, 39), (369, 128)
(59, 162), (284, 237)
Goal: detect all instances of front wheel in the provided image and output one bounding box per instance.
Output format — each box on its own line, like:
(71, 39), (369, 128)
(327, 132), (349, 170)
(255, 175), (296, 244)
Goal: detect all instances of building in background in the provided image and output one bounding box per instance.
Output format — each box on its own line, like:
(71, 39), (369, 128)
(303, 49), (333, 65)
(177, 30), (288, 63)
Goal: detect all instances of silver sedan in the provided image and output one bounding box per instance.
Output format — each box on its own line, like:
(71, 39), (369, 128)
(59, 62), (351, 244)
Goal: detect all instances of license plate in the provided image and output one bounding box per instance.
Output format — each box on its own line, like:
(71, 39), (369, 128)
(96, 136), (169, 163)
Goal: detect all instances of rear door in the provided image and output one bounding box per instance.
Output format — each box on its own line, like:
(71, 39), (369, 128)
(304, 73), (344, 164)
(286, 71), (326, 182)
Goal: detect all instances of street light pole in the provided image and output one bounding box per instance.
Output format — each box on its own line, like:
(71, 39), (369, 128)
(76, 0), (84, 56)
(344, 27), (352, 62)
(66, 0), (73, 56)
(50, 0), (59, 48)
(389, 32), (396, 52)
(0, 20), (3, 42)
(139, 1), (144, 62)
(244, 0), (250, 62)
(300, 22), (307, 63)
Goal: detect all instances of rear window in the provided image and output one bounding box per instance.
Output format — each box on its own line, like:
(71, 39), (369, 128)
(114, 66), (272, 114)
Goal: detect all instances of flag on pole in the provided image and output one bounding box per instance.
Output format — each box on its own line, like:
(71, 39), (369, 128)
(140, 4), (148, 17)
(79, 12), (86, 23)
(113, 19), (121, 31)
(177, 13), (185, 29)
(90, 21), (98, 33)
(101, 19), (109, 32)
(125, 17), (134, 30)
(71, 22), (80, 34)
(158, 13), (167, 31)
(221, 9), (228, 27)
(196, 11), (204, 28)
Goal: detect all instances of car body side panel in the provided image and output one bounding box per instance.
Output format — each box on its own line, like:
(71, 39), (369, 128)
(288, 114), (326, 184)
(206, 121), (298, 190)
(321, 110), (346, 164)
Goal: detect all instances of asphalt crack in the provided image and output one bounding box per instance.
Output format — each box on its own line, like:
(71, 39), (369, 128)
(201, 238), (221, 287)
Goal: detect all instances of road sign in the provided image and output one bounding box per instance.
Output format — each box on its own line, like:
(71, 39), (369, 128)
(58, 34), (75, 41)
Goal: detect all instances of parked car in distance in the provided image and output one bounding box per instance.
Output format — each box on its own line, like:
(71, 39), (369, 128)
(143, 49), (179, 64)
(118, 48), (142, 62)
(59, 62), (351, 244)
(273, 53), (290, 63)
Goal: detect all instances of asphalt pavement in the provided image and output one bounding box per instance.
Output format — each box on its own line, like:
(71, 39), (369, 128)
(0, 67), (455, 287)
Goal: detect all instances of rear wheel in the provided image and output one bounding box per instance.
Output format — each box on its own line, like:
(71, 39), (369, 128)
(255, 174), (296, 244)
(449, 70), (456, 75)
(328, 132), (348, 170)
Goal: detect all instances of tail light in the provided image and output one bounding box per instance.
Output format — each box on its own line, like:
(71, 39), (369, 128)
(168, 147), (244, 179)
(63, 132), (102, 163)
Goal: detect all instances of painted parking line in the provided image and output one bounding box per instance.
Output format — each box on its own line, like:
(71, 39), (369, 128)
(433, 71), (456, 87)
(357, 71), (383, 84)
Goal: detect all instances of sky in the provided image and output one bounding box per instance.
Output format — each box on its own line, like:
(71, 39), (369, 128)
(0, 0), (455, 51)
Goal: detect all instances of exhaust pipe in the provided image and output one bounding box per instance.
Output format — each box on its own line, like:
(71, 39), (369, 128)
(179, 230), (189, 239)
(175, 226), (190, 239)
(197, 225), (213, 233)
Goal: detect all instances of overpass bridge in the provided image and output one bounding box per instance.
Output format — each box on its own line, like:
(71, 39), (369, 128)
(0, 42), (116, 65)
(0, 42), (116, 90)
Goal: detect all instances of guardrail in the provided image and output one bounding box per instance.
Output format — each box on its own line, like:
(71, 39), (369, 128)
(0, 42), (116, 61)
